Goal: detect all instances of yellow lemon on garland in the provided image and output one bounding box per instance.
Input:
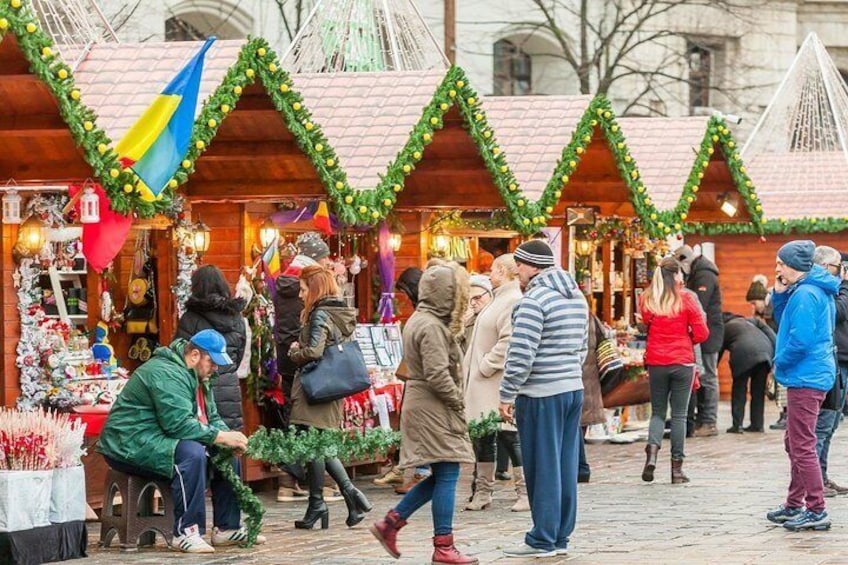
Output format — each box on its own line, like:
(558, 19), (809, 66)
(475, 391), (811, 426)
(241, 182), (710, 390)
(207, 119), (217, 128)
(97, 143), (107, 154)
(509, 183), (517, 192)
(532, 217), (539, 224)
(182, 160), (192, 169)
(561, 175), (569, 184)
(335, 181), (344, 190)
(383, 198), (392, 207)
(42, 47), (52, 57)
(195, 140), (205, 150)
(221, 104), (231, 114)
(58, 68), (68, 80)
(523, 218), (530, 226)
(345, 195), (354, 204)
(423, 133), (431, 142)
(569, 160), (577, 169)
(500, 165), (508, 173)
(245, 69), (255, 78)
(315, 144), (324, 152)
(413, 151), (422, 160)
(326, 158), (335, 167)
(393, 184), (402, 192)
(680, 213), (688, 220)
(546, 206), (553, 214)
(456, 80), (465, 88)
(305, 122), (314, 131)
(358, 206), (367, 215)
(440, 103), (448, 111)
(403, 164), (411, 173)
(292, 102), (302, 111)
(109, 168), (120, 179)
(517, 199), (525, 207)
(650, 213), (657, 221)
(576, 147), (584, 155)
(430, 117), (439, 125)
(26, 23), (37, 33)
(268, 63), (277, 72)
(371, 210), (380, 219)
(280, 83), (289, 93)
(483, 130), (492, 139)
(83, 120), (93, 131)
(234, 85), (242, 95)
(257, 47), (267, 57)
(467, 97), (475, 105)
(554, 190), (562, 199)
(448, 89), (456, 98)
(168, 179), (178, 189)
(0, 18), (8, 30)
(123, 184), (134, 194)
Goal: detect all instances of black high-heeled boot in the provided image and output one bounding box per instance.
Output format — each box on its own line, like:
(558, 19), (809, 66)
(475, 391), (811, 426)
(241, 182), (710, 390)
(295, 459), (329, 529)
(325, 457), (372, 527)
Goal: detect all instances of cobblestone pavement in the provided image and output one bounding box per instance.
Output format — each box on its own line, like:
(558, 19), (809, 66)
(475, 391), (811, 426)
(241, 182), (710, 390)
(86, 404), (848, 564)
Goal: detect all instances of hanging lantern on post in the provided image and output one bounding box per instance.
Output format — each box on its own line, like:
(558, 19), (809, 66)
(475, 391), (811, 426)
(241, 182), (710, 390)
(2, 190), (22, 224)
(18, 215), (46, 256)
(258, 218), (278, 249)
(79, 186), (100, 224)
(193, 220), (211, 258)
(389, 232), (402, 252)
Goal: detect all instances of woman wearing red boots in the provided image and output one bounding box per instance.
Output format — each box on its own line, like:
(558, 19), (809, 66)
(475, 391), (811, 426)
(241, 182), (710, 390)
(370, 263), (478, 564)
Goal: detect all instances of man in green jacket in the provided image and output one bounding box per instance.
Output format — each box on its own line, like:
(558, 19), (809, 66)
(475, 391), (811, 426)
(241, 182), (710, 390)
(99, 329), (265, 553)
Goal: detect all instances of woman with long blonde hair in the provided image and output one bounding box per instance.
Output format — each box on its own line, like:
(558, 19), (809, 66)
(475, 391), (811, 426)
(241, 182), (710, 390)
(288, 265), (372, 530)
(639, 257), (709, 484)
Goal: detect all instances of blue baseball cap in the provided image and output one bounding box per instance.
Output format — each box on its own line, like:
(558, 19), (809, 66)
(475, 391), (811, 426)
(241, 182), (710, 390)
(189, 329), (233, 366)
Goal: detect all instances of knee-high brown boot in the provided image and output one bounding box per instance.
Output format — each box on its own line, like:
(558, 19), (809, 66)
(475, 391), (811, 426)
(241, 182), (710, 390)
(642, 444), (659, 482)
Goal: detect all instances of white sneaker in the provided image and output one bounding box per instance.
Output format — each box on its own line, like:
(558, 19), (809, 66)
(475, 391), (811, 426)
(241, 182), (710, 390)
(211, 526), (267, 547)
(171, 525), (215, 553)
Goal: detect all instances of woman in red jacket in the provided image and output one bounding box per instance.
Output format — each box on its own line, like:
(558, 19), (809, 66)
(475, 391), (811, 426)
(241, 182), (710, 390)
(639, 257), (709, 484)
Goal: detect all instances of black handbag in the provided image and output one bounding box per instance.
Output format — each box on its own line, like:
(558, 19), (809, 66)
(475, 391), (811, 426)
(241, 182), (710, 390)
(300, 331), (371, 404)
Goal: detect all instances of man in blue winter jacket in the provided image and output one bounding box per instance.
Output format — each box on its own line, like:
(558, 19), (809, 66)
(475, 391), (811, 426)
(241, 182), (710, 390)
(766, 240), (840, 532)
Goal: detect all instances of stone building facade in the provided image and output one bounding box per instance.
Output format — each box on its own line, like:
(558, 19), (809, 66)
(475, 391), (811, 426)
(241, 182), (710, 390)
(96, 0), (848, 134)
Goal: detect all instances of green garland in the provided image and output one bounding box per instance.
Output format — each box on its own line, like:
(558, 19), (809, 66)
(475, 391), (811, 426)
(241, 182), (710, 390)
(0, 0), (175, 218)
(660, 115), (764, 235)
(247, 426), (401, 465)
(431, 211), (516, 232)
(467, 411), (502, 441)
(683, 217), (848, 236)
(210, 450), (265, 547)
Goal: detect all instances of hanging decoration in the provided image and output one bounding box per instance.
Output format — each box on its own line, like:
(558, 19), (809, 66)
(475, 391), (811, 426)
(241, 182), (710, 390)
(376, 222), (396, 323)
(242, 268), (280, 406)
(576, 216), (663, 256)
(172, 214), (198, 319)
(2, 189), (22, 224)
(68, 183), (132, 272)
(15, 258), (51, 411)
(78, 186), (99, 223)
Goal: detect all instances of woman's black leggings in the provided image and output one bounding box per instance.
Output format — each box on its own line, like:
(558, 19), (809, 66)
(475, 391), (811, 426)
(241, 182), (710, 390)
(495, 429), (523, 470)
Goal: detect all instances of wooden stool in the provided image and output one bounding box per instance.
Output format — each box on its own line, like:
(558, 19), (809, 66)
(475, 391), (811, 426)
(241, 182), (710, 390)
(99, 468), (175, 552)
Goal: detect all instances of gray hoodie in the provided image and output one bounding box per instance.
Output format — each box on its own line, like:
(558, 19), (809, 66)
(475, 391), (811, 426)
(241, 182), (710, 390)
(500, 267), (589, 402)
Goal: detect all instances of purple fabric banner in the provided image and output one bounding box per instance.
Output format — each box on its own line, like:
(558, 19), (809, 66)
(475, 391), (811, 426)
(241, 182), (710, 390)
(376, 222), (396, 323)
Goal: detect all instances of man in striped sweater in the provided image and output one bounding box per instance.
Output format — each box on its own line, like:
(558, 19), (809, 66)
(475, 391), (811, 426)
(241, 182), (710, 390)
(499, 240), (589, 558)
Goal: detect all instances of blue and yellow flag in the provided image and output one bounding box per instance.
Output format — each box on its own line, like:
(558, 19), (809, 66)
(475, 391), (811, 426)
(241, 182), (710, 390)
(116, 37), (215, 201)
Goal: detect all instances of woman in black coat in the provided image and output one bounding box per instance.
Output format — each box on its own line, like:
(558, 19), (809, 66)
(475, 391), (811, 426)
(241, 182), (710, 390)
(176, 265), (247, 431)
(720, 312), (776, 433)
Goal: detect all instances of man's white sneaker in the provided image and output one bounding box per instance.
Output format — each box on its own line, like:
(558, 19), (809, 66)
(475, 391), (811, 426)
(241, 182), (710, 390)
(211, 526), (267, 547)
(171, 525), (215, 553)
(503, 543), (557, 558)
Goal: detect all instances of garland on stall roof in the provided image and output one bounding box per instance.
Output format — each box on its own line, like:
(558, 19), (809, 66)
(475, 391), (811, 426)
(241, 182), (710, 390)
(210, 450), (264, 547)
(0, 0), (176, 218)
(660, 115), (764, 235)
(682, 217), (848, 236)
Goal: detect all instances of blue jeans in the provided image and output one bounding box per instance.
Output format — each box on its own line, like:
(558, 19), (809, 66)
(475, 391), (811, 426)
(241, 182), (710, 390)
(578, 430), (590, 477)
(105, 440), (240, 537)
(394, 462), (460, 535)
(816, 364), (848, 481)
(516, 390), (583, 552)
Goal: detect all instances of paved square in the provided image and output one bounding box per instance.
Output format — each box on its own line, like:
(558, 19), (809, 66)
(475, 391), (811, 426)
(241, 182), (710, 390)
(86, 404), (848, 564)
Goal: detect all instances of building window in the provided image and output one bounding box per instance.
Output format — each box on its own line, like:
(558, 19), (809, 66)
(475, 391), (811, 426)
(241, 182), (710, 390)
(165, 16), (208, 41)
(494, 39), (532, 95)
(687, 42), (712, 113)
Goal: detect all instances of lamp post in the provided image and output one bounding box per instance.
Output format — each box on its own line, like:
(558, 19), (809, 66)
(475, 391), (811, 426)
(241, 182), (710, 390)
(259, 218), (278, 249)
(193, 220), (211, 260)
(18, 215), (46, 256)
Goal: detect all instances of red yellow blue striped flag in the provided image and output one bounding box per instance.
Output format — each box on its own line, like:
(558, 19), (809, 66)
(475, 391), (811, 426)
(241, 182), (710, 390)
(116, 37), (215, 201)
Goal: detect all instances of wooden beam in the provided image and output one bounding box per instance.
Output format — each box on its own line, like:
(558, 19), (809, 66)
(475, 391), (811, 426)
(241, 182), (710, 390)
(0, 114), (68, 133)
(185, 180), (327, 200)
(201, 141), (301, 157)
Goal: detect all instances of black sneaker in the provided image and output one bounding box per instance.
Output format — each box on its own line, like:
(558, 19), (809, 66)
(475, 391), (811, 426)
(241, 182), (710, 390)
(495, 471), (512, 481)
(770, 413), (787, 430)
(726, 426), (744, 434)
(744, 426), (765, 433)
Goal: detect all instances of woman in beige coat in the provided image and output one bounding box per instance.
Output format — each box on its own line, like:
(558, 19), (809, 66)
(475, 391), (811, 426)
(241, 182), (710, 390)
(370, 263), (478, 565)
(463, 254), (527, 512)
